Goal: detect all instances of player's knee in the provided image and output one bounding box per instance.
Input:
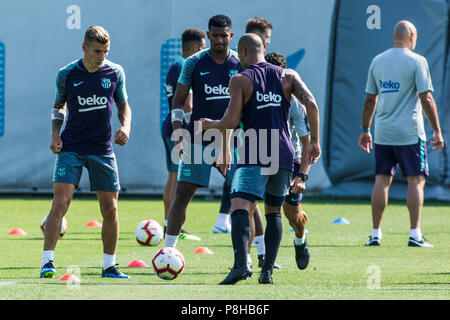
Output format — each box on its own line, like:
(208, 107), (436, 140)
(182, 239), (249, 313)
(52, 195), (71, 213)
(174, 183), (196, 206)
(407, 175), (426, 186)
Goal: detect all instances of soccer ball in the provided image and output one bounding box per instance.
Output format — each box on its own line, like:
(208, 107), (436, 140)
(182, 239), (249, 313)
(135, 219), (163, 246)
(40, 214), (68, 238)
(152, 247), (185, 280)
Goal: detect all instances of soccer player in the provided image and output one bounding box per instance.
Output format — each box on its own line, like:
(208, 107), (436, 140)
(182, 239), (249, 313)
(200, 33), (320, 284)
(162, 28), (206, 239)
(213, 18), (274, 242)
(41, 26), (132, 279)
(164, 15), (241, 249)
(359, 20), (444, 247)
(265, 52), (311, 270)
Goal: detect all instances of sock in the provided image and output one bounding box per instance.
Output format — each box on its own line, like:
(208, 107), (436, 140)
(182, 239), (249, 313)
(263, 213), (282, 272)
(42, 250), (54, 268)
(372, 228), (382, 239)
(219, 181), (232, 214)
(164, 219), (168, 227)
(164, 234), (178, 248)
(253, 235), (265, 255)
(102, 253), (116, 270)
(410, 228), (422, 241)
(246, 253), (252, 266)
(230, 209), (250, 269)
(215, 213), (230, 226)
(294, 233), (306, 245)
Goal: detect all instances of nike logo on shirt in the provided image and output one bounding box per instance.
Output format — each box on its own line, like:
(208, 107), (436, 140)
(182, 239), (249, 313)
(200, 71), (211, 76)
(73, 81), (84, 87)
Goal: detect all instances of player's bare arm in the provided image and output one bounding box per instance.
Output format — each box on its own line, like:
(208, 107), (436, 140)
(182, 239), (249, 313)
(114, 100), (132, 146)
(200, 74), (248, 130)
(291, 134), (312, 194)
(50, 101), (66, 154)
(419, 91), (444, 151)
(358, 93), (378, 153)
(287, 70), (321, 164)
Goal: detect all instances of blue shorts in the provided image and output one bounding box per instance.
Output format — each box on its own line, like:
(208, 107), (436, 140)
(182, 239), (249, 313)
(53, 151), (120, 192)
(285, 160), (303, 206)
(230, 166), (292, 207)
(375, 139), (429, 177)
(177, 143), (236, 187)
(162, 137), (179, 173)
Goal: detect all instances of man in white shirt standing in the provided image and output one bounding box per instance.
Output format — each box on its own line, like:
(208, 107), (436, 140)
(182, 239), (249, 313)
(359, 20), (444, 247)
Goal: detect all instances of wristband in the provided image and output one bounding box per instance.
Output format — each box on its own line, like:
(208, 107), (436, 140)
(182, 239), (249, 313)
(360, 127), (370, 132)
(184, 111), (192, 124)
(51, 108), (65, 121)
(294, 172), (308, 181)
(171, 109), (185, 123)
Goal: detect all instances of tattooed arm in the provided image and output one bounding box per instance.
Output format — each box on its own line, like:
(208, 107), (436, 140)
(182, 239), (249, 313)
(288, 69), (321, 164)
(50, 101), (66, 154)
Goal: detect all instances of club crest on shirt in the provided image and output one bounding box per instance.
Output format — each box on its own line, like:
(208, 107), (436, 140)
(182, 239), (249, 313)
(101, 77), (111, 89)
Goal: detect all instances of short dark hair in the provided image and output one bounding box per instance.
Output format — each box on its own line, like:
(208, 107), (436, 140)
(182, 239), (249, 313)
(182, 28), (205, 49)
(245, 17), (273, 34)
(208, 14), (232, 30)
(265, 52), (287, 69)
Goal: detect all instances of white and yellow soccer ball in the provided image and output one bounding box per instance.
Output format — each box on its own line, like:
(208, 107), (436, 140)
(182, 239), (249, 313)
(135, 219), (163, 246)
(40, 214), (68, 238)
(152, 247), (185, 280)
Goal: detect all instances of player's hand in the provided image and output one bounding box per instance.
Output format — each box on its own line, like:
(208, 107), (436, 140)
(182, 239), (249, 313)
(306, 142), (321, 164)
(114, 126), (130, 146)
(290, 176), (306, 194)
(431, 131), (444, 152)
(215, 149), (232, 176)
(359, 132), (372, 153)
(173, 136), (185, 161)
(197, 118), (217, 133)
(50, 135), (63, 154)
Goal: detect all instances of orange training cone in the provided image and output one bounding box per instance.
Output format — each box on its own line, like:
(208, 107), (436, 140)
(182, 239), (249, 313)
(58, 274), (80, 282)
(193, 247), (214, 254)
(127, 259), (149, 268)
(7, 228), (27, 235)
(85, 220), (102, 227)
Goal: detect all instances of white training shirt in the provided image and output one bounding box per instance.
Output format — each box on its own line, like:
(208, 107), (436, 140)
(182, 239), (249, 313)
(288, 96), (310, 160)
(365, 48), (433, 145)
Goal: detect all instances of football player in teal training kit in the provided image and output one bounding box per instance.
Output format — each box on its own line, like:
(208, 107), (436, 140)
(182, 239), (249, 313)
(164, 15), (241, 249)
(200, 34), (320, 284)
(41, 26), (132, 279)
(162, 28), (206, 240)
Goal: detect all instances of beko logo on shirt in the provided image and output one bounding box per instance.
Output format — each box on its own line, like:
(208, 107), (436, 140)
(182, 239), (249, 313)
(256, 91), (282, 109)
(77, 95), (108, 112)
(379, 80), (400, 93)
(78, 95), (108, 106)
(204, 84), (230, 100)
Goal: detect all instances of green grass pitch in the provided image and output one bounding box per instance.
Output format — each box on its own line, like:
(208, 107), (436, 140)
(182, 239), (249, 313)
(0, 196), (448, 300)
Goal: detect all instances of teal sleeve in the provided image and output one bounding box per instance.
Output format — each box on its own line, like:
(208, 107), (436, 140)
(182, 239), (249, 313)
(55, 69), (67, 103)
(113, 64), (128, 103)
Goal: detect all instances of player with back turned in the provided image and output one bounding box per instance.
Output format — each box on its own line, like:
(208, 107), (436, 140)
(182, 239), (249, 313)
(200, 34), (320, 284)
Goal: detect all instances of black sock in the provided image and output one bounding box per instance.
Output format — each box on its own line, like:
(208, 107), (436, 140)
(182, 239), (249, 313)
(219, 181), (231, 214)
(263, 213), (283, 272)
(230, 209), (250, 268)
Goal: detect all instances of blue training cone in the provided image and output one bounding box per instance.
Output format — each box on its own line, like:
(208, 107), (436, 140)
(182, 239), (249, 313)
(332, 217), (350, 224)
